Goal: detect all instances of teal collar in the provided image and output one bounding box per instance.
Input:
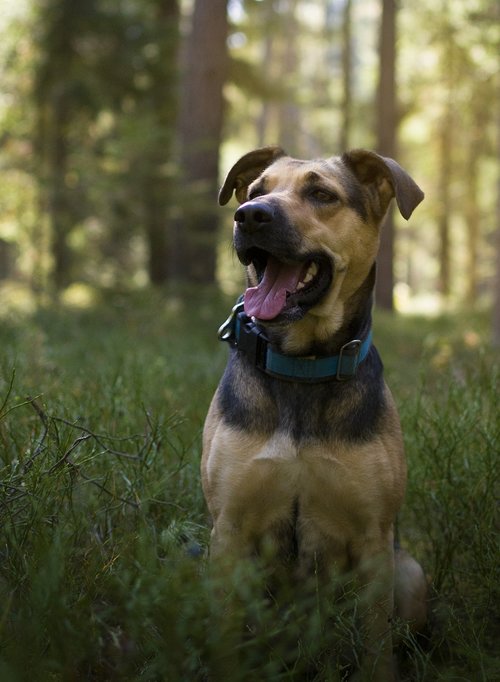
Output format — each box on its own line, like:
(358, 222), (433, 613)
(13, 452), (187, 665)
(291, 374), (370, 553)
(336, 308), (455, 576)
(218, 300), (373, 383)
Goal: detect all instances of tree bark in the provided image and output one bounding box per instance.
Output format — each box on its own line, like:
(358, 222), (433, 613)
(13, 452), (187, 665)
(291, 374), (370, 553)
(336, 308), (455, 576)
(144, 0), (180, 286)
(436, 17), (455, 301)
(277, 0), (300, 155)
(464, 135), (479, 306)
(34, 0), (77, 291)
(340, 0), (352, 152)
(48, 87), (73, 290)
(257, 2), (276, 147)
(492, 71), (500, 347)
(437, 111), (452, 299)
(375, 0), (397, 311)
(175, 0), (229, 284)
(0, 239), (12, 279)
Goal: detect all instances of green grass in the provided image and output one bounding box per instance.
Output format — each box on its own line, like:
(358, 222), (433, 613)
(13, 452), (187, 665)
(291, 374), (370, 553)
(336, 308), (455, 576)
(0, 287), (498, 681)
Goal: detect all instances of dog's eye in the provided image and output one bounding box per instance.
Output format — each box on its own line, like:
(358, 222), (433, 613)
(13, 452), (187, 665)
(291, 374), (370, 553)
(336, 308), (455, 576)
(309, 188), (339, 203)
(248, 189), (264, 200)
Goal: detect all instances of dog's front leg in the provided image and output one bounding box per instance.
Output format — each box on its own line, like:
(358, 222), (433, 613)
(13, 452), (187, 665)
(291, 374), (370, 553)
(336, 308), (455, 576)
(351, 533), (396, 682)
(206, 519), (253, 681)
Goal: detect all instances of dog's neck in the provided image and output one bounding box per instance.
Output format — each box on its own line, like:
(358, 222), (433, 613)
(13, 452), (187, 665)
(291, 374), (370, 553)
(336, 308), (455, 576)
(262, 266), (375, 358)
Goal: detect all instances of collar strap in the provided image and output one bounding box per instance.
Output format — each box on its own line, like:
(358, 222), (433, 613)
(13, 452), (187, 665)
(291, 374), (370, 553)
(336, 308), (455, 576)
(218, 300), (372, 383)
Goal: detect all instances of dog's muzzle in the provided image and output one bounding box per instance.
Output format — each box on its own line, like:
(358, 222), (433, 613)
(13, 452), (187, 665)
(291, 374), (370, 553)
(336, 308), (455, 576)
(233, 200), (333, 322)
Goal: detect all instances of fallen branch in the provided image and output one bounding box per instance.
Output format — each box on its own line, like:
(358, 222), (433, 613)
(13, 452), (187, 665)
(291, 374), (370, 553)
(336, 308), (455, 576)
(50, 415), (141, 460)
(77, 470), (140, 508)
(47, 433), (93, 474)
(24, 395), (50, 470)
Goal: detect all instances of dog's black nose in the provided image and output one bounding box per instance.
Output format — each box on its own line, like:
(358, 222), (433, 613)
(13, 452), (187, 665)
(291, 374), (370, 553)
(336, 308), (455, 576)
(234, 201), (273, 232)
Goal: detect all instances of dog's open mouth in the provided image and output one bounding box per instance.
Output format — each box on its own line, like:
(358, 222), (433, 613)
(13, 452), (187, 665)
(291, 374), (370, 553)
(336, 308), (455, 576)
(241, 248), (332, 321)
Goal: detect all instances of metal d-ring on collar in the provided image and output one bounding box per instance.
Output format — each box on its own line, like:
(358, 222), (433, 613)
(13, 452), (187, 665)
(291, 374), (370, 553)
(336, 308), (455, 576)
(218, 297), (372, 383)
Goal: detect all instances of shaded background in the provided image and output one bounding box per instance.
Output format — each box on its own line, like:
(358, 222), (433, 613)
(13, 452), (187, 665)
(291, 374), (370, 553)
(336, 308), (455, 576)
(0, 3), (499, 679)
(0, 0), (499, 329)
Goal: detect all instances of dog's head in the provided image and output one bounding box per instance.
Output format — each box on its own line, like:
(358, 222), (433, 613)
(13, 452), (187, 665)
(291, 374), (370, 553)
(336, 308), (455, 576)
(219, 146), (423, 345)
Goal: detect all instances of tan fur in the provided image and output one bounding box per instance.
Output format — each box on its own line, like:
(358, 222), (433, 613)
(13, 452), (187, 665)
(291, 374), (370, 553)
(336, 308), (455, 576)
(204, 387), (405, 559)
(243, 158), (380, 353)
(202, 148), (426, 680)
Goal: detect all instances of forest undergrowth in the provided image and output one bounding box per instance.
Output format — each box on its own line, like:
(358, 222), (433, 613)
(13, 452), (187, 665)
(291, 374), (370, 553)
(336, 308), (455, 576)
(0, 287), (498, 681)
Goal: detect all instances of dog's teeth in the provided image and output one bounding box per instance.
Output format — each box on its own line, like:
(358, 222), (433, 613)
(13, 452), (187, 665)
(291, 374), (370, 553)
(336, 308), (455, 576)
(302, 262), (318, 285)
(296, 281), (305, 290)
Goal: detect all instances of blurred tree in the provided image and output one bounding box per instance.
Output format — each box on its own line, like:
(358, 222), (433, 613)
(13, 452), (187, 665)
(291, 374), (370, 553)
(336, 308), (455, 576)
(339, 0), (353, 151)
(245, 0), (299, 151)
(33, 0), (96, 290)
(493, 119), (500, 346)
(32, 0), (180, 290)
(0, 240), (13, 279)
(423, 0), (497, 307)
(435, 7), (454, 300)
(140, 0), (180, 285)
(492, 142), (500, 347)
(460, 2), (497, 309)
(256, 1), (276, 146)
(2, 0), (497, 310)
(174, 0), (229, 284)
(375, 0), (397, 311)
(276, 0), (301, 154)
(225, 0), (364, 158)
(464, 83), (487, 306)
(80, 0), (180, 287)
(492, 12), (500, 346)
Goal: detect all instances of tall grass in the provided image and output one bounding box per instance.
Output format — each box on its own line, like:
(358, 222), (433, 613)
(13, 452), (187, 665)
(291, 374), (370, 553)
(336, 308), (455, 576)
(0, 288), (498, 680)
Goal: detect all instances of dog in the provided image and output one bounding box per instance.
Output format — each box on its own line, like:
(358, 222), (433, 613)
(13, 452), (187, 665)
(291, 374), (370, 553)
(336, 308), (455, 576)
(202, 146), (427, 680)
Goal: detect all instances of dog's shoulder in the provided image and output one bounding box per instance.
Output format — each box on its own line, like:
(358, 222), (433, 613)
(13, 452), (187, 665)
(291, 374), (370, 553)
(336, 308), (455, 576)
(217, 346), (387, 444)
(218, 350), (279, 434)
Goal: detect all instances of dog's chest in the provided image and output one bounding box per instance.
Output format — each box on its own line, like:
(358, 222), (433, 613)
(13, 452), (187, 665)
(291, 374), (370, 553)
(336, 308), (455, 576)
(219, 354), (385, 444)
(209, 425), (383, 547)
(209, 355), (397, 552)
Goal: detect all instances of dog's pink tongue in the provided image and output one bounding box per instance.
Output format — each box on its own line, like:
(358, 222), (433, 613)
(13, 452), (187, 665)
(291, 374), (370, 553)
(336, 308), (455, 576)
(244, 257), (302, 320)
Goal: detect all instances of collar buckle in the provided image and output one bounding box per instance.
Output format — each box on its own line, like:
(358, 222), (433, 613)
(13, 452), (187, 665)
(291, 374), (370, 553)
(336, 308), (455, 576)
(217, 299), (244, 344)
(336, 339), (362, 381)
(235, 314), (268, 370)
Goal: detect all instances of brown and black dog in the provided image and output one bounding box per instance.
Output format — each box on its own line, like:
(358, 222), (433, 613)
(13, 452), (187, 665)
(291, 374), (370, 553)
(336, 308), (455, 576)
(202, 147), (427, 680)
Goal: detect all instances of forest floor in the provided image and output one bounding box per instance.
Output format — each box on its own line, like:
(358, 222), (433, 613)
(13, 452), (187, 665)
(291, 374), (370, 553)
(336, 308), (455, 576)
(0, 285), (498, 681)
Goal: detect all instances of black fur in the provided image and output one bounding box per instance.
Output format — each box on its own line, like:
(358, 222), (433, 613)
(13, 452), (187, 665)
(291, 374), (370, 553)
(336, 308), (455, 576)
(218, 346), (385, 444)
(342, 171), (370, 221)
(218, 261), (383, 445)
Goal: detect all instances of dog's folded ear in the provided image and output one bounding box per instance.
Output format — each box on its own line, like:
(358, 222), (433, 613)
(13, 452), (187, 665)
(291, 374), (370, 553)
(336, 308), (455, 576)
(341, 150), (424, 220)
(219, 146), (286, 206)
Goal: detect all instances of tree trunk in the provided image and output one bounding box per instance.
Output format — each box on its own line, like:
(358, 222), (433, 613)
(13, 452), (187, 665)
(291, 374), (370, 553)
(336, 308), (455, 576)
(256, 2), (275, 147)
(493, 187), (500, 346)
(492, 72), (500, 347)
(144, 0), (180, 286)
(339, 0), (352, 152)
(464, 135), (479, 306)
(48, 87), (73, 291)
(277, 0), (300, 154)
(33, 0), (89, 292)
(175, 0), (228, 284)
(375, 0), (397, 311)
(144, 173), (170, 286)
(0, 239), (12, 279)
(437, 23), (455, 301)
(34, 1), (75, 292)
(437, 114), (452, 299)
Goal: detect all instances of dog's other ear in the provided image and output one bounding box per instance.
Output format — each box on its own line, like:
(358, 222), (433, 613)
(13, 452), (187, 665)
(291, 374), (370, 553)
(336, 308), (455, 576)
(342, 150), (424, 220)
(219, 146), (286, 206)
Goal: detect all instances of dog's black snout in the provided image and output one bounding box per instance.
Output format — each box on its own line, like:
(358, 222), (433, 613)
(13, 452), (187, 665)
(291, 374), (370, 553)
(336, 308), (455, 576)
(234, 201), (273, 233)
